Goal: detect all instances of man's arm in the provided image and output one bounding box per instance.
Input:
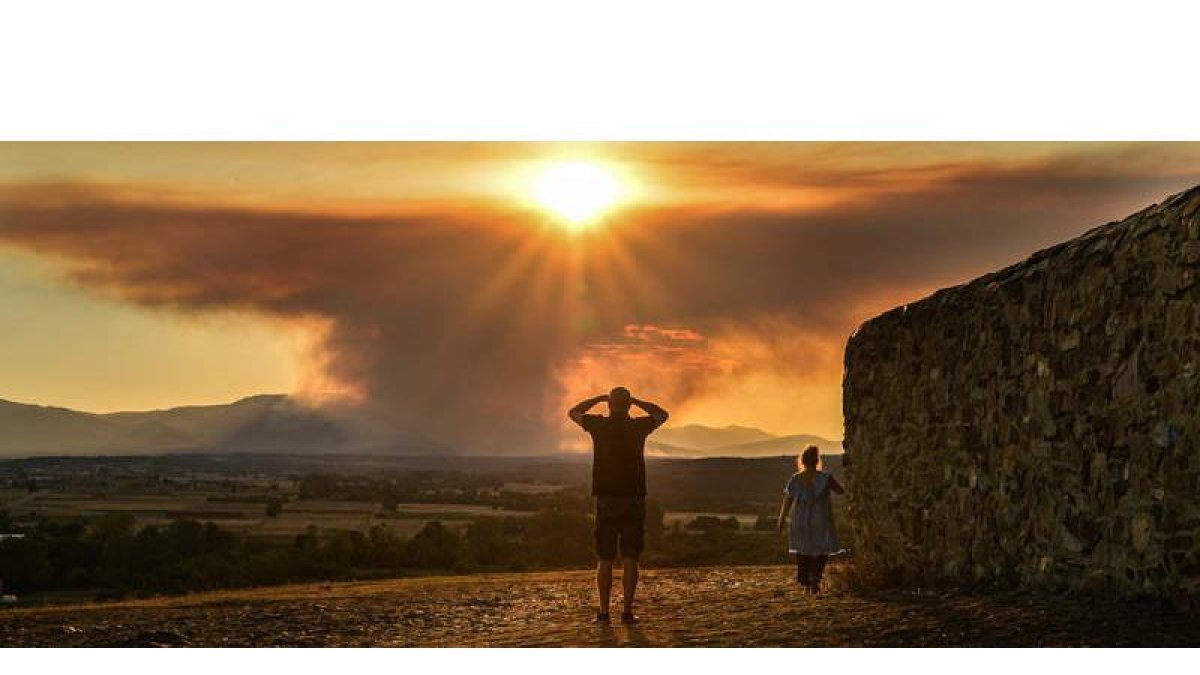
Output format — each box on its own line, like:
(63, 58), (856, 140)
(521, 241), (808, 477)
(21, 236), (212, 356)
(631, 397), (669, 429)
(568, 394), (608, 428)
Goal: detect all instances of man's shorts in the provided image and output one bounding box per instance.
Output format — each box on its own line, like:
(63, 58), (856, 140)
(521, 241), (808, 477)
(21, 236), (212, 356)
(594, 496), (646, 560)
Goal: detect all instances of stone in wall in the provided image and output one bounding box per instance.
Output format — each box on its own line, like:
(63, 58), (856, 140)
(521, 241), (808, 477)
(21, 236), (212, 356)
(843, 184), (1200, 602)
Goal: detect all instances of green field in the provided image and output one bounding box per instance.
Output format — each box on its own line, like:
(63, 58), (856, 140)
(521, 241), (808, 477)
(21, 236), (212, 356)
(0, 490), (534, 540)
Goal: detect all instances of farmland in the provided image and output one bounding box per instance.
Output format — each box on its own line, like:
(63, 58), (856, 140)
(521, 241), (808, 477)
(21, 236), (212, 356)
(0, 453), (834, 605)
(3, 491), (535, 541)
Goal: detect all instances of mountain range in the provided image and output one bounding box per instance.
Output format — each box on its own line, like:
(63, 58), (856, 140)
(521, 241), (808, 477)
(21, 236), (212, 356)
(648, 423), (842, 458)
(0, 395), (447, 457)
(0, 395), (840, 458)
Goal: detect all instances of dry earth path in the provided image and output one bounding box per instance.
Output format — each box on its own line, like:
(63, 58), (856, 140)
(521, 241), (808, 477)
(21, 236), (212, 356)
(2, 565), (1196, 647)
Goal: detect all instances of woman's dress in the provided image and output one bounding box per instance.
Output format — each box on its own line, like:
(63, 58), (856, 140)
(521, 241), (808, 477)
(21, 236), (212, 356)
(785, 471), (840, 555)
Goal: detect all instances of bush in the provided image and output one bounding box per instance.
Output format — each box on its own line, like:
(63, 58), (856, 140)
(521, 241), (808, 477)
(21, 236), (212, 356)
(644, 524), (787, 568)
(685, 515), (740, 532)
(753, 514), (777, 531)
(830, 555), (897, 593)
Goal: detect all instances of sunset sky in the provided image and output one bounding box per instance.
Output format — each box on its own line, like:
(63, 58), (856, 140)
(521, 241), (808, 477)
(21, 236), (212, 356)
(2, 142), (1198, 452)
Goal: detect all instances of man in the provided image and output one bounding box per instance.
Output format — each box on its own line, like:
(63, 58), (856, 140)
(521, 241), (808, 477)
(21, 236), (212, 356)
(568, 386), (669, 625)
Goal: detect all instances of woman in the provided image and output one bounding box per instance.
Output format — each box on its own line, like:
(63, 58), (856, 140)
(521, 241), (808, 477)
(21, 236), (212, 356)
(777, 445), (844, 593)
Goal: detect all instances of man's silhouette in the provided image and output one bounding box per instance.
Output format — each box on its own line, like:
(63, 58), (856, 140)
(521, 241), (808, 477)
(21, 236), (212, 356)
(568, 386), (668, 625)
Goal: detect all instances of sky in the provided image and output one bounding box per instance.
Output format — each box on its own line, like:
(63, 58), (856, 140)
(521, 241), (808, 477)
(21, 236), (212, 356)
(1, 142), (1198, 452)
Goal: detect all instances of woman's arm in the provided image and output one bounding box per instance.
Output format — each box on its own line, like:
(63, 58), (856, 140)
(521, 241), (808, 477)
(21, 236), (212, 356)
(777, 495), (794, 532)
(828, 475), (845, 494)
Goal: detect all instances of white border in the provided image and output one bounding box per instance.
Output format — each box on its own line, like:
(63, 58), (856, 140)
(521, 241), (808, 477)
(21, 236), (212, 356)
(2, 1), (1199, 139)
(0, 646), (1184, 672)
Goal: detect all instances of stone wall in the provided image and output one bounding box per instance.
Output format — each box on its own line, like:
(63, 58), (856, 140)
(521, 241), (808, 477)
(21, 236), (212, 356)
(843, 185), (1200, 600)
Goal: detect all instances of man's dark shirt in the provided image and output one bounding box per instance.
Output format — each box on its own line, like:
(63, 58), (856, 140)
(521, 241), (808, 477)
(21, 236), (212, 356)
(580, 413), (655, 497)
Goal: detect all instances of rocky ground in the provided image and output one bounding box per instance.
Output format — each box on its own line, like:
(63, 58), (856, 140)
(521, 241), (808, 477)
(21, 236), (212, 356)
(2, 565), (1197, 647)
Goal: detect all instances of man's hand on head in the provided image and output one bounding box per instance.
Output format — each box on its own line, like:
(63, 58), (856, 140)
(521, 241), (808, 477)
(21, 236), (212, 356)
(630, 397), (669, 429)
(568, 394), (610, 427)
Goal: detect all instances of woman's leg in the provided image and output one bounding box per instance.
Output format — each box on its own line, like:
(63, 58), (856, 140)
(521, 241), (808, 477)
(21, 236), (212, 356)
(810, 555), (827, 592)
(795, 554), (810, 584)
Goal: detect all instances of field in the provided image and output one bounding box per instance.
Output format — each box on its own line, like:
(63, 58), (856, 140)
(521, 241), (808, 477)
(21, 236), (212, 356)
(5, 489), (777, 538)
(1, 490), (534, 540)
(0, 453), (849, 609)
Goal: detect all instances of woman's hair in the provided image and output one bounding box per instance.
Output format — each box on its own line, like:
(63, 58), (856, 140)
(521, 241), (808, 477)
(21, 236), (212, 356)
(798, 445), (821, 470)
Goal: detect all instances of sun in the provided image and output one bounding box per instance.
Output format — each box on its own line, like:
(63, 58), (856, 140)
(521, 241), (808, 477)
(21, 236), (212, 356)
(530, 161), (626, 229)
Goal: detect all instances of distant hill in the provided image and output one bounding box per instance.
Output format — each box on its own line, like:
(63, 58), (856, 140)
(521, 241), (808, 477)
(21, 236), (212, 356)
(0, 396), (841, 459)
(651, 424), (776, 450)
(649, 423), (841, 458)
(0, 395), (448, 457)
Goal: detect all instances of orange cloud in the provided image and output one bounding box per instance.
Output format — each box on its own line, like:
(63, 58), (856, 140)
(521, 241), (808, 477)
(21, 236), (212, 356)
(1, 144), (1197, 453)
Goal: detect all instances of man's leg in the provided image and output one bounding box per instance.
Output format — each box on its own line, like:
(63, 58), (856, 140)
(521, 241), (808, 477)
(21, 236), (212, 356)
(597, 559), (614, 617)
(594, 499), (619, 621)
(621, 556), (639, 616)
(618, 499), (645, 622)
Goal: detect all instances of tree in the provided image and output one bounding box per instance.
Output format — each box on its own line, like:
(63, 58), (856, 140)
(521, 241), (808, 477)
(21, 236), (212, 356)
(91, 512), (137, 544)
(366, 524), (405, 566)
(406, 521), (460, 569)
(463, 517), (515, 568)
(522, 509), (592, 567)
(0, 536), (52, 592)
(324, 530), (367, 568)
(294, 525), (320, 552)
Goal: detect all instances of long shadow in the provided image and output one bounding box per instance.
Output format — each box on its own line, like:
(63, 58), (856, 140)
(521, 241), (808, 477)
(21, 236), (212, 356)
(592, 622), (654, 647)
(622, 625), (651, 647)
(593, 624), (619, 647)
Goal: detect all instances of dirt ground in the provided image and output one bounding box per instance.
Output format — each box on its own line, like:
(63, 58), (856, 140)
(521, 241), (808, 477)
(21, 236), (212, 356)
(2, 565), (1197, 647)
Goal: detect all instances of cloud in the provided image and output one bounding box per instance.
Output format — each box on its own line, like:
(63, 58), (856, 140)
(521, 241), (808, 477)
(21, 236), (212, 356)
(554, 324), (738, 439)
(1, 146), (1197, 451)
